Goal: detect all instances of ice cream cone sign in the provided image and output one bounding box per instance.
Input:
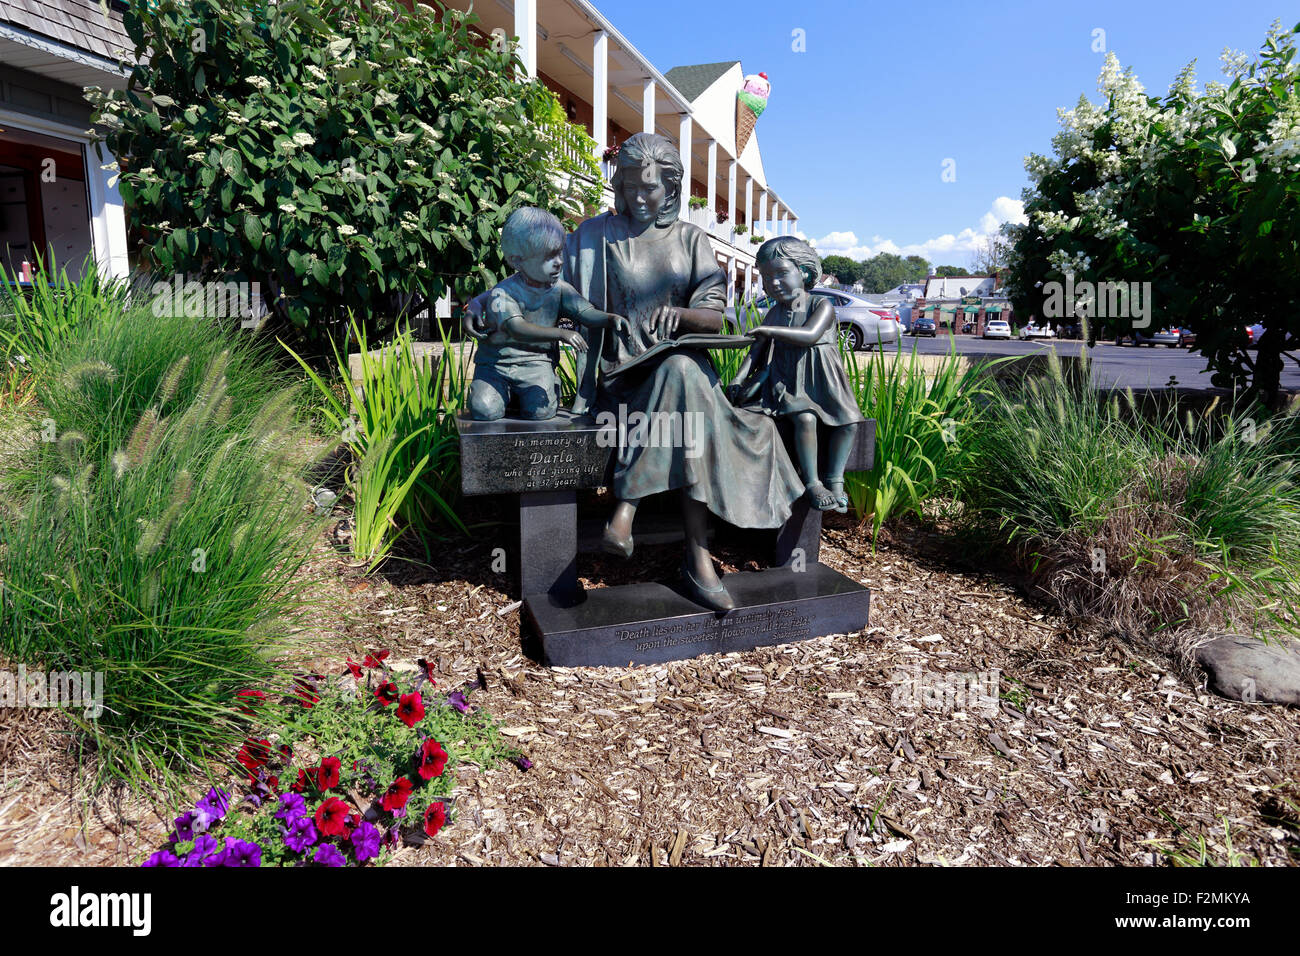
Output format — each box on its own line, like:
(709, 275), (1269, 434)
(736, 72), (770, 155)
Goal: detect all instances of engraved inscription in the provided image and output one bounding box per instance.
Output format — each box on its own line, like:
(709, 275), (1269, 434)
(617, 606), (814, 655)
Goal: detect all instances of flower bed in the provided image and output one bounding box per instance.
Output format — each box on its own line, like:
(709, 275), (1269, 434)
(142, 652), (525, 867)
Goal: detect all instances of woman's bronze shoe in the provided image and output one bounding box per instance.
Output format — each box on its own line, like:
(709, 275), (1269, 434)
(601, 522), (634, 559)
(680, 559), (735, 614)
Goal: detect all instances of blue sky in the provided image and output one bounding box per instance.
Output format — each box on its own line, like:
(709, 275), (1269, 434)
(598, 0), (1292, 268)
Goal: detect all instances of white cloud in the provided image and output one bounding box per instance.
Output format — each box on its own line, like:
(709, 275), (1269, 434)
(811, 197), (1026, 266)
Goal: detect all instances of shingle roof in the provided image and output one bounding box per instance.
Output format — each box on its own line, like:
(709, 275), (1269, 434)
(0, 0), (131, 62)
(663, 60), (738, 102)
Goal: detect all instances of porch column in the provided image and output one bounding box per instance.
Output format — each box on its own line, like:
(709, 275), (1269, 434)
(744, 178), (753, 231)
(592, 31), (608, 158)
(678, 113), (692, 221)
(705, 138), (717, 218)
(781, 209), (789, 235)
(641, 78), (655, 135)
(513, 0), (538, 79)
(758, 191), (769, 237)
(727, 159), (737, 234)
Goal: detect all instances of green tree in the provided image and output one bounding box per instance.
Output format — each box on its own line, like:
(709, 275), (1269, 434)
(821, 255), (862, 286)
(1005, 22), (1300, 405)
(934, 265), (971, 278)
(904, 255), (930, 282)
(88, 0), (599, 348)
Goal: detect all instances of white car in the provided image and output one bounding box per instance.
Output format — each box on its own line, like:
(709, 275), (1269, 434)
(1019, 324), (1055, 340)
(983, 320), (1012, 340)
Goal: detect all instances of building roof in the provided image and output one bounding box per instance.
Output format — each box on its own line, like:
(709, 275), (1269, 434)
(0, 0), (130, 63)
(663, 61), (739, 103)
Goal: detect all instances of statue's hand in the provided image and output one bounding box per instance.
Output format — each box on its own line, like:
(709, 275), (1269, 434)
(649, 305), (682, 339)
(462, 291), (491, 341)
(560, 329), (588, 352)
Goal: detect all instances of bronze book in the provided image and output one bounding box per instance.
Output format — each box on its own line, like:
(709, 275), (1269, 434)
(603, 333), (755, 381)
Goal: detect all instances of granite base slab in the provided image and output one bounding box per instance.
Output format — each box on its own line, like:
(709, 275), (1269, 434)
(523, 563), (869, 666)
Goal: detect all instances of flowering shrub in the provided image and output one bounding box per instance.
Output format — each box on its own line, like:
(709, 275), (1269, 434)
(88, 0), (600, 345)
(1005, 21), (1300, 405)
(141, 652), (524, 867)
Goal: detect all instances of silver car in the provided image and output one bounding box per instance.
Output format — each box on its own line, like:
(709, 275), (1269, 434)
(810, 287), (902, 350)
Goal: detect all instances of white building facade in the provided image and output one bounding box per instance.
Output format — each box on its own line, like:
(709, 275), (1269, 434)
(0, 0), (132, 280)
(442, 0), (800, 307)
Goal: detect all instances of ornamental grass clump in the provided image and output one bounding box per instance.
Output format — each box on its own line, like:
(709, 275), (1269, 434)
(286, 318), (470, 570)
(955, 348), (1300, 659)
(0, 303), (327, 789)
(840, 341), (1001, 539)
(141, 651), (519, 867)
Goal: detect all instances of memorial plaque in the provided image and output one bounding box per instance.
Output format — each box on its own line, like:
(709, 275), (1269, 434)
(523, 563), (869, 666)
(457, 409), (613, 496)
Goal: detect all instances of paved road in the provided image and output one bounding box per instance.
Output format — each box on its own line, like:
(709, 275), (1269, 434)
(887, 334), (1300, 391)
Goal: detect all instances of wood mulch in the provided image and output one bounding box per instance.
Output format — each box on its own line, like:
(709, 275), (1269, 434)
(2, 508), (1297, 867)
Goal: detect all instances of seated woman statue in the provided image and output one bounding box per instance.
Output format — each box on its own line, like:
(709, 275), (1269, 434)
(564, 132), (804, 612)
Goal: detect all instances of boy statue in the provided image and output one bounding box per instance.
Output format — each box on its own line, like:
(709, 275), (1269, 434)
(468, 207), (629, 421)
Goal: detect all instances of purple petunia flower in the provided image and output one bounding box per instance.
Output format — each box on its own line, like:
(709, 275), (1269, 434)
(313, 844), (346, 867)
(349, 821), (382, 863)
(282, 816), (319, 854)
(168, 810), (208, 843)
(142, 849), (180, 867)
(446, 691), (470, 714)
(221, 838), (262, 867)
(195, 788), (231, 827)
(513, 755), (533, 771)
(181, 833), (221, 867)
(274, 792), (307, 823)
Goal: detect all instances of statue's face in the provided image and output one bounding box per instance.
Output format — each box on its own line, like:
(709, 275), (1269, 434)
(760, 258), (805, 305)
(511, 238), (565, 286)
(621, 163), (667, 224)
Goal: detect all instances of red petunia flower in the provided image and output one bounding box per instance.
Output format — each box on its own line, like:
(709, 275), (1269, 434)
(293, 674), (323, 708)
(363, 650), (390, 669)
(236, 738), (271, 771)
(380, 777), (414, 812)
(396, 692), (425, 728)
(316, 756), (341, 791)
(345, 659), (363, 679)
(235, 689), (266, 716)
(416, 658), (437, 685)
(415, 739), (448, 781)
(423, 801), (447, 838)
(374, 681), (399, 707)
(290, 769), (310, 793)
(315, 797), (351, 838)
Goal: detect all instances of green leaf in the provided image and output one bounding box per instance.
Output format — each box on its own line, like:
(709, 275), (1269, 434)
(244, 213), (264, 250)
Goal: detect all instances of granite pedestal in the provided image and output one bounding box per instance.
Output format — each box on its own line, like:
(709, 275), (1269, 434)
(457, 411), (875, 665)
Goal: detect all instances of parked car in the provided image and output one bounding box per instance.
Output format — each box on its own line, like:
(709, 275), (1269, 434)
(810, 287), (902, 350)
(983, 319), (1012, 340)
(1246, 323), (1265, 347)
(1127, 328), (1181, 347)
(911, 316), (937, 337)
(1176, 327), (1196, 348)
(1019, 323), (1056, 340)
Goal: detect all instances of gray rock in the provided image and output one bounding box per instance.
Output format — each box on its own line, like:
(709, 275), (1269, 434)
(1195, 633), (1300, 705)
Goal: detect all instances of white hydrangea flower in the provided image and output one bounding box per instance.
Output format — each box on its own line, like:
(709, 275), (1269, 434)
(338, 224), (357, 236)
(279, 203), (297, 214)
(246, 76), (272, 91)
(292, 132), (316, 147)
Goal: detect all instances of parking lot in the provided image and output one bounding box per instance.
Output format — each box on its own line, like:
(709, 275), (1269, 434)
(891, 333), (1300, 391)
